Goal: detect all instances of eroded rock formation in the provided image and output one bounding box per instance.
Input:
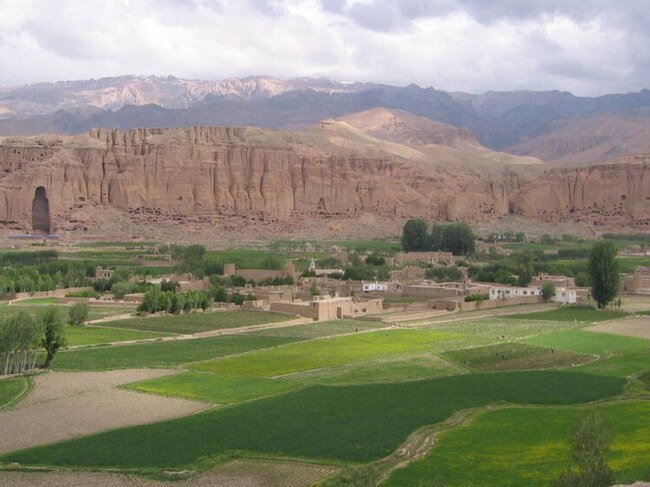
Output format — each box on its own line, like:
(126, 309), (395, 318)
(0, 126), (648, 236)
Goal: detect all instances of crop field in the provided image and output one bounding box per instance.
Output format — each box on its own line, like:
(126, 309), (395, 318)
(587, 316), (650, 340)
(385, 402), (650, 487)
(127, 371), (303, 404)
(246, 319), (386, 339)
(442, 342), (591, 371)
(0, 377), (31, 409)
(51, 335), (302, 370)
(2, 371), (624, 470)
(0, 303), (135, 322)
(103, 310), (292, 334)
(506, 306), (628, 323)
(525, 329), (649, 355)
(64, 325), (170, 347)
(290, 354), (464, 385)
(2, 286), (649, 484)
(191, 329), (466, 377)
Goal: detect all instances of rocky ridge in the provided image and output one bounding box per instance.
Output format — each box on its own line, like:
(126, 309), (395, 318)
(0, 121), (648, 239)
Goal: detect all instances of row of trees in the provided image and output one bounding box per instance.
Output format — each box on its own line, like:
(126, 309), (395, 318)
(137, 288), (212, 314)
(402, 220), (475, 256)
(0, 308), (65, 375)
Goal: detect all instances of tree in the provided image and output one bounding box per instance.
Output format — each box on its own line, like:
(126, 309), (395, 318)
(169, 293), (180, 314)
(516, 250), (534, 286)
(542, 282), (556, 302)
(1, 312), (41, 376)
(431, 223), (475, 256)
(553, 411), (613, 487)
(40, 307), (65, 368)
(588, 241), (620, 309)
(69, 302), (89, 327)
(402, 219), (430, 252)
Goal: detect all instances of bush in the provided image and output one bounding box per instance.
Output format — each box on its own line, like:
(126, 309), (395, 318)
(365, 254), (386, 266)
(542, 282), (556, 302)
(465, 293), (489, 302)
(65, 289), (101, 299)
(69, 302), (89, 327)
(426, 266), (463, 282)
(230, 292), (245, 305)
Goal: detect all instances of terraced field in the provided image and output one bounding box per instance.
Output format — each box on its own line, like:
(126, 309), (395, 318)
(3, 300), (649, 486)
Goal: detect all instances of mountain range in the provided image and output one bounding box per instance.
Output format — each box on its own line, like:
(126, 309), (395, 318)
(2, 75), (650, 163)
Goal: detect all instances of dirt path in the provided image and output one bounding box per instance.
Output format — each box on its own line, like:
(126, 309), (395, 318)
(0, 458), (339, 487)
(0, 369), (208, 455)
(85, 313), (135, 324)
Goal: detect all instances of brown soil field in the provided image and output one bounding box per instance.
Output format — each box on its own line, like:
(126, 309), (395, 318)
(620, 295), (650, 313)
(586, 316), (650, 340)
(0, 459), (339, 487)
(0, 369), (208, 455)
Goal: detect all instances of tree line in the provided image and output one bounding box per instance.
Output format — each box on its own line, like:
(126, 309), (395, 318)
(0, 308), (65, 375)
(401, 220), (475, 256)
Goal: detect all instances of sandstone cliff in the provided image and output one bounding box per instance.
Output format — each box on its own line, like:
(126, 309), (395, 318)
(0, 124), (648, 238)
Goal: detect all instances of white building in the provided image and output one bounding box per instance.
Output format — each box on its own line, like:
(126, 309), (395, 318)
(362, 281), (390, 292)
(489, 286), (542, 300)
(553, 288), (578, 304)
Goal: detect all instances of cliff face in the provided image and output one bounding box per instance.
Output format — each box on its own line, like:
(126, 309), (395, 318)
(0, 126), (647, 235)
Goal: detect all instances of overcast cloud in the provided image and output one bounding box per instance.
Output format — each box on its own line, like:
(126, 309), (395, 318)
(0, 0), (648, 95)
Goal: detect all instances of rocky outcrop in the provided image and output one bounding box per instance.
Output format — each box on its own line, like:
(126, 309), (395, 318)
(511, 157), (650, 227)
(0, 126), (648, 236)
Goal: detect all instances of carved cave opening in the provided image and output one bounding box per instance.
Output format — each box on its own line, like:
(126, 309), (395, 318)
(32, 186), (51, 234)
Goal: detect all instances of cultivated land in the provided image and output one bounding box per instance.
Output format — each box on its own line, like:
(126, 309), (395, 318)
(102, 310), (292, 334)
(1, 240), (650, 486)
(587, 316), (650, 340)
(0, 369), (208, 454)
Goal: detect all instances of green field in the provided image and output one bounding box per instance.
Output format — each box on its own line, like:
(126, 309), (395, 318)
(385, 402), (650, 487)
(10, 297), (59, 305)
(245, 319), (385, 339)
(525, 329), (649, 355)
(291, 354), (463, 385)
(127, 371), (303, 404)
(0, 377), (31, 409)
(442, 343), (591, 372)
(191, 329), (465, 377)
(104, 310), (292, 334)
(64, 325), (170, 347)
(506, 306), (628, 323)
(51, 335), (302, 370)
(3, 371), (624, 470)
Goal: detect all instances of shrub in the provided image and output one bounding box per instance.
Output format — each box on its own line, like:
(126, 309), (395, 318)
(465, 293), (489, 302)
(69, 302), (89, 327)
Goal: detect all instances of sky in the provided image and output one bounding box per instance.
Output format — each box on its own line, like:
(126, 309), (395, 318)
(0, 0), (648, 95)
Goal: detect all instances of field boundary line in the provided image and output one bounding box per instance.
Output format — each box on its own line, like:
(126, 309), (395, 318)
(0, 376), (33, 410)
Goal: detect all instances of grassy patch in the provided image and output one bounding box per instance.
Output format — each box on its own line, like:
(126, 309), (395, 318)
(11, 297), (59, 305)
(51, 335), (302, 370)
(525, 330), (649, 355)
(191, 329), (465, 377)
(64, 325), (170, 347)
(442, 343), (591, 371)
(127, 371), (302, 404)
(578, 349), (650, 378)
(506, 306), (628, 323)
(291, 354), (463, 385)
(385, 402), (650, 487)
(0, 377), (31, 409)
(2, 371), (624, 469)
(247, 320), (385, 339)
(105, 310), (291, 334)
